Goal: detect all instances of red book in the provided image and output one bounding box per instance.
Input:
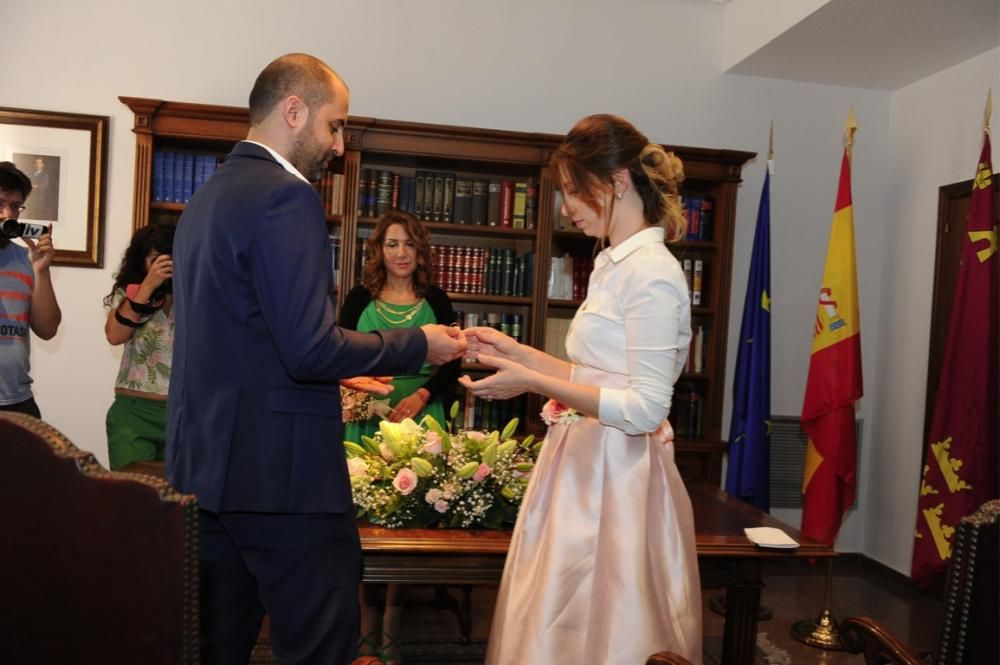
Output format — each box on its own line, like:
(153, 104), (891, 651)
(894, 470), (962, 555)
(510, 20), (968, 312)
(499, 181), (514, 228)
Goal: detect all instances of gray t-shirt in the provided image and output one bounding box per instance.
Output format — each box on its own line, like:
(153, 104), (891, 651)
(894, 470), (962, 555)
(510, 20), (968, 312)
(0, 242), (33, 405)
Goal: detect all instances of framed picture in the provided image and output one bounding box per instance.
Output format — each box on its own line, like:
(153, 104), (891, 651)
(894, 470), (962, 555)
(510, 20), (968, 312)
(0, 107), (108, 268)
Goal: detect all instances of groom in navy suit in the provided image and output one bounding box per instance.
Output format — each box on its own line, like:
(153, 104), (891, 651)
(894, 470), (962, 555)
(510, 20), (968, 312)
(166, 53), (466, 665)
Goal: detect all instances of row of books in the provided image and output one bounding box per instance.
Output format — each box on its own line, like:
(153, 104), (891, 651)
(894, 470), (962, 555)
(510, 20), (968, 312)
(548, 255), (592, 301)
(359, 169), (538, 228)
(686, 324), (705, 374)
(671, 383), (704, 440)
(459, 393), (528, 433)
(454, 310), (526, 344)
(432, 245), (534, 297)
(682, 259), (705, 306)
(681, 195), (715, 242)
(152, 151), (218, 203)
(318, 173), (347, 217)
(328, 236), (341, 286)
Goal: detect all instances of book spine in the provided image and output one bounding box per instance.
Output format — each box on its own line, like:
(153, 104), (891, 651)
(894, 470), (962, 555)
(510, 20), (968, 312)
(471, 179), (488, 225)
(442, 173), (455, 222)
(499, 181), (514, 228)
(453, 179), (472, 224)
(486, 181), (501, 226)
(432, 173), (445, 221)
(152, 151), (165, 202)
(524, 179), (538, 229)
(512, 181), (527, 228)
(692, 259), (703, 306)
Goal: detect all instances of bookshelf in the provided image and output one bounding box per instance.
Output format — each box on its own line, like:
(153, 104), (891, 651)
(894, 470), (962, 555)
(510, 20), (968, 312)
(121, 96), (753, 483)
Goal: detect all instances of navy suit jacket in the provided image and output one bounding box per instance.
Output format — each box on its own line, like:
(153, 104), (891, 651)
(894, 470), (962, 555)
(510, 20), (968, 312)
(166, 141), (427, 514)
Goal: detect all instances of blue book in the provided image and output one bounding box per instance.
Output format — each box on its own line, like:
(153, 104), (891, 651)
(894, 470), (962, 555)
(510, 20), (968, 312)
(181, 153), (195, 202)
(171, 152), (185, 203)
(162, 151), (177, 203)
(152, 151), (165, 202)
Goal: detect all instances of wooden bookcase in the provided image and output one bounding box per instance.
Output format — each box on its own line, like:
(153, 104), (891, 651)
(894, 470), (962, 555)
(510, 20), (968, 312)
(120, 96), (753, 483)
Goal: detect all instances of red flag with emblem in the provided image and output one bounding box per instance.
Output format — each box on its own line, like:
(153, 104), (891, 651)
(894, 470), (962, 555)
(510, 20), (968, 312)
(911, 132), (999, 587)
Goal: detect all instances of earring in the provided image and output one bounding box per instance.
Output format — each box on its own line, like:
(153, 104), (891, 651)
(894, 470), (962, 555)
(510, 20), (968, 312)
(616, 191), (623, 200)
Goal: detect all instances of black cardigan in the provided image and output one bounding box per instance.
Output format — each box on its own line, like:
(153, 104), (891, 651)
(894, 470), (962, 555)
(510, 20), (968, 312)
(338, 285), (460, 403)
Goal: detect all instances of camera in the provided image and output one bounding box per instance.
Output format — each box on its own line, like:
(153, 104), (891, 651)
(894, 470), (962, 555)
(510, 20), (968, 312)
(1, 218), (49, 239)
(154, 278), (173, 299)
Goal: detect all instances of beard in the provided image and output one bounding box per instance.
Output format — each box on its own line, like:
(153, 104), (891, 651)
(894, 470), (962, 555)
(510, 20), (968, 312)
(288, 129), (330, 182)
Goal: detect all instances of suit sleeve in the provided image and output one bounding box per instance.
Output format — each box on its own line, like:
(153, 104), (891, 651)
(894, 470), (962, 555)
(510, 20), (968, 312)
(248, 182), (426, 381)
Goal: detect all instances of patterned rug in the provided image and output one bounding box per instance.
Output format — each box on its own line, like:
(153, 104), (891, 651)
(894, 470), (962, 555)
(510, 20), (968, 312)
(250, 633), (792, 665)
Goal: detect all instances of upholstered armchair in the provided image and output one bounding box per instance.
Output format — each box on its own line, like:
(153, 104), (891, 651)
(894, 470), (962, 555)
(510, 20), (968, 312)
(0, 412), (199, 665)
(841, 499), (999, 665)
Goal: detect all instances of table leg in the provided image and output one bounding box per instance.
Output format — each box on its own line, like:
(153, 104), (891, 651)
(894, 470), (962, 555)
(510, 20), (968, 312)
(721, 560), (764, 665)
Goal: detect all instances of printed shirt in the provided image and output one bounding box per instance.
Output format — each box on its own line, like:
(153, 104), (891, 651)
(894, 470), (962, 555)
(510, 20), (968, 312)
(0, 243), (33, 404)
(112, 289), (175, 396)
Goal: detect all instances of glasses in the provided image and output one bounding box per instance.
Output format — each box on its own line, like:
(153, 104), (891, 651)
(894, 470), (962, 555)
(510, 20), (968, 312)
(0, 200), (26, 216)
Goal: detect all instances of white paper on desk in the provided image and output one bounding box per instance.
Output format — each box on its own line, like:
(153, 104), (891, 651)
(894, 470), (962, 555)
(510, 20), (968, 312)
(744, 527), (799, 549)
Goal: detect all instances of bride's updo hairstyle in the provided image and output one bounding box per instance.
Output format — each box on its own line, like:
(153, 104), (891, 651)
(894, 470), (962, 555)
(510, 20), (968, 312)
(550, 114), (686, 242)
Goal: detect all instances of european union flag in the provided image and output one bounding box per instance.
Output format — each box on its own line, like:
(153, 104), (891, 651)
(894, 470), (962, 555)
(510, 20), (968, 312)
(725, 169), (771, 511)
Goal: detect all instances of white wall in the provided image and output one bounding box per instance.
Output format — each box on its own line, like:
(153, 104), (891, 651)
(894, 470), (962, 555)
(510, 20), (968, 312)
(5, 0), (902, 556)
(864, 48), (999, 574)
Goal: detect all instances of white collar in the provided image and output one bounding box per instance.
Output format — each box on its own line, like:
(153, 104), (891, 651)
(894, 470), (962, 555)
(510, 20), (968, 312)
(242, 140), (310, 183)
(606, 226), (665, 264)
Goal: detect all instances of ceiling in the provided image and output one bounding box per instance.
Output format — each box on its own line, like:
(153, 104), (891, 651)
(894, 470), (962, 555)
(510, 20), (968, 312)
(725, 0), (999, 90)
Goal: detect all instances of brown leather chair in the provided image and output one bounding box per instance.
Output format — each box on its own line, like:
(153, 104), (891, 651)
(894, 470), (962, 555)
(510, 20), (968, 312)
(0, 412), (199, 664)
(841, 499), (999, 665)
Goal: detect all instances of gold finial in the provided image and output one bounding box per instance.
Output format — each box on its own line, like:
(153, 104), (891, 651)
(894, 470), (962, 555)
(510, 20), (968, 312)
(768, 120), (774, 175)
(844, 107), (859, 162)
(984, 88), (992, 134)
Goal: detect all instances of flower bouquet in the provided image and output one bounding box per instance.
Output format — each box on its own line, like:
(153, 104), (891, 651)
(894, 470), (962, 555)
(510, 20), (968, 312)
(341, 386), (392, 423)
(344, 403), (542, 529)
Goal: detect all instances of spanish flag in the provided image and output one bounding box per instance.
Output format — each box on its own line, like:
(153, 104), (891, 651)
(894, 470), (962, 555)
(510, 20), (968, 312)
(911, 110), (998, 587)
(800, 112), (864, 546)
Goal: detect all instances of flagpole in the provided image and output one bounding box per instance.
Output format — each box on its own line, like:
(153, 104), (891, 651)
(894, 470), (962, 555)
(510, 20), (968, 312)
(983, 88), (992, 134)
(793, 106), (861, 652)
(791, 558), (845, 650)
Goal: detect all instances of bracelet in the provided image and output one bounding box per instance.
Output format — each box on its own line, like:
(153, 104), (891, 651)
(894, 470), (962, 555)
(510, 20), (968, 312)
(114, 309), (143, 328)
(126, 297), (160, 315)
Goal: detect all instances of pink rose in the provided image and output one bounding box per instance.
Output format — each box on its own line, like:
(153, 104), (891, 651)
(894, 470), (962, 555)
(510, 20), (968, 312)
(434, 499), (450, 513)
(465, 431), (487, 442)
(473, 463), (491, 483)
(392, 468), (418, 495)
(423, 431), (443, 456)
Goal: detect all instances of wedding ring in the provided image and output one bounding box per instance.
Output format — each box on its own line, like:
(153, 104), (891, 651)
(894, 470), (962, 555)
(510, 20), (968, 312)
(485, 396), (493, 402)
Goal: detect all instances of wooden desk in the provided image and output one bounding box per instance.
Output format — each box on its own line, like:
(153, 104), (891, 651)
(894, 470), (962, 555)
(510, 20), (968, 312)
(360, 480), (835, 665)
(121, 463), (834, 664)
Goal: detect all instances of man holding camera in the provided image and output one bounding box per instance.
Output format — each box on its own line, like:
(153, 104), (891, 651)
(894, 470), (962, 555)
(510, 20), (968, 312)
(0, 161), (61, 418)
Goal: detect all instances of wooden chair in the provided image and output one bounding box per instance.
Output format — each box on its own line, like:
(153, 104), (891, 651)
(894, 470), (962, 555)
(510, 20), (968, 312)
(841, 498), (999, 665)
(0, 412), (199, 664)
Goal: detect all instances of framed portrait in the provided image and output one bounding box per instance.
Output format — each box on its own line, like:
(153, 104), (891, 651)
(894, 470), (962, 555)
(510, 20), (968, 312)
(0, 107), (108, 268)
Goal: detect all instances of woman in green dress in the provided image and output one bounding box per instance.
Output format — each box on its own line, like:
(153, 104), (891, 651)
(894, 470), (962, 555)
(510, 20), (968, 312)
(340, 210), (459, 664)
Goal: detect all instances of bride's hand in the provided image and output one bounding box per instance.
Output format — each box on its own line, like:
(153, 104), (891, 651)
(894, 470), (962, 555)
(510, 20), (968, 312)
(463, 326), (524, 364)
(340, 376), (394, 396)
(458, 354), (535, 400)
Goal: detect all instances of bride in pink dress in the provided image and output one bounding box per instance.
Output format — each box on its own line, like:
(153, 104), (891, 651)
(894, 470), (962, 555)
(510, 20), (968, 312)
(460, 114), (702, 665)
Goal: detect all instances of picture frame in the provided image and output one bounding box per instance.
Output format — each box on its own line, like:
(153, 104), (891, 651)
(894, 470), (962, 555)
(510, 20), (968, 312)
(0, 107), (108, 268)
